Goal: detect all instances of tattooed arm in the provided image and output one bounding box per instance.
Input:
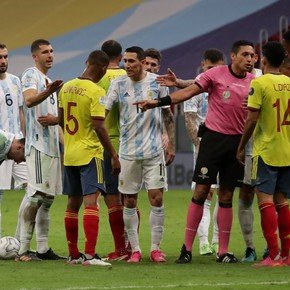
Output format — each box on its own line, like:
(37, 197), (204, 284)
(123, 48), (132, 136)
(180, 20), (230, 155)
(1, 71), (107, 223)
(162, 107), (175, 165)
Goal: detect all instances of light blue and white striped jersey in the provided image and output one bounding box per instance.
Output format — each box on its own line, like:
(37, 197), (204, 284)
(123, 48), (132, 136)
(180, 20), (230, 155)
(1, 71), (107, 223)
(106, 72), (168, 160)
(0, 73), (23, 138)
(183, 92), (208, 129)
(21, 67), (59, 157)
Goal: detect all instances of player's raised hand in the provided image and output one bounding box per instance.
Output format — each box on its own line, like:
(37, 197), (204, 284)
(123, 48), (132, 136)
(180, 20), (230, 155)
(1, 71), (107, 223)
(156, 68), (178, 87)
(133, 99), (158, 112)
(47, 80), (63, 94)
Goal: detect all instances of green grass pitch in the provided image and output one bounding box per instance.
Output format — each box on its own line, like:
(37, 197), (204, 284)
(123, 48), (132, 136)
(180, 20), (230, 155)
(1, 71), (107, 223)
(1, 189), (289, 290)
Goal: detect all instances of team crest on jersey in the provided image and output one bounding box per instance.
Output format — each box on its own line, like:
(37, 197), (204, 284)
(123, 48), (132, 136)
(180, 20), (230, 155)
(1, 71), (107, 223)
(249, 87), (254, 95)
(147, 90), (154, 100)
(120, 179), (124, 186)
(222, 90), (231, 101)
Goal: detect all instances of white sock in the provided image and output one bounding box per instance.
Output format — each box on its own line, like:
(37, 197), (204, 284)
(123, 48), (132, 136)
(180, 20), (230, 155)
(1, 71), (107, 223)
(0, 190), (3, 238)
(150, 206), (164, 252)
(19, 194), (43, 255)
(211, 199), (219, 244)
(35, 196), (54, 253)
(197, 199), (211, 246)
(238, 199), (254, 249)
(123, 207), (140, 253)
(15, 192), (28, 241)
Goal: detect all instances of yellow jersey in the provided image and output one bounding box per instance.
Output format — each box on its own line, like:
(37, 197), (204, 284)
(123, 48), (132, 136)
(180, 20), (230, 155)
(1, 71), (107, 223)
(248, 73), (290, 166)
(98, 68), (126, 151)
(59, 78), (106, 166)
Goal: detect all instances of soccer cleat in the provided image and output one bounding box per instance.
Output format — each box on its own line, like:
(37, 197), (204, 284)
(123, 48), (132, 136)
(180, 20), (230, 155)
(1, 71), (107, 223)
(103, 249), (129, 261)
(150, 250), (166, 263)
(211, 242), (219, 254)
(199, 244), (213, 256)
(15, 251), (42, 262)
(127, 251), (142, 263)
(216, 252), (239, 263)
(175, 244), (192, 264)
(82, 254), (112, 267)
(262, 247), (269, 260)
(241, 247), (257, 262)
(36, 248), (66, 260)
(282, 256), (290, 266)
(253, 256), (283, 268)
(67, 253), (86, 265)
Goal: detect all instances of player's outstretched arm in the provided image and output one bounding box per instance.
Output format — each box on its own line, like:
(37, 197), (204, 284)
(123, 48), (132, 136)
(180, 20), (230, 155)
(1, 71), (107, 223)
(157, 68), (194, 89)
(24, 80), (63, 108)
(134, 83), (202, 112)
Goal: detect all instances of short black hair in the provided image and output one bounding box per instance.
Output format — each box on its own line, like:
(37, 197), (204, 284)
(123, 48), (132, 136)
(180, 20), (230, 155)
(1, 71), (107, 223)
(144, 48), (162, 63)
(125, 46), (145, 61)
(283, 30), (290, 42)
(31, 39), (50, 53)
(231, 40), (254, 54)
(262, 41), (286, 68)
(101, 40), (122, 59)
(0, 43), (7, 50)
(87, 50), (109, 67)
(203, 48), (224, 63)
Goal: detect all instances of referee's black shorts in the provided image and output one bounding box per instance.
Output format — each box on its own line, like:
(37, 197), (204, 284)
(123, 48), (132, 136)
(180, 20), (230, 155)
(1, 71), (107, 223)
(193, 127), (244, 190)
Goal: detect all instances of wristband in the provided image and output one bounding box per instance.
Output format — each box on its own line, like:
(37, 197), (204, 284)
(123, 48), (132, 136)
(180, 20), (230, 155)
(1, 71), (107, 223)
(157, 95), (172, 107)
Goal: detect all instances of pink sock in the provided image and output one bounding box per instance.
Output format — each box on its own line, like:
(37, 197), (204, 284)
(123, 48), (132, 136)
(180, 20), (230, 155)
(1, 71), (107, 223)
(217, 206), (233, 255)
(184, 201), (204, 252)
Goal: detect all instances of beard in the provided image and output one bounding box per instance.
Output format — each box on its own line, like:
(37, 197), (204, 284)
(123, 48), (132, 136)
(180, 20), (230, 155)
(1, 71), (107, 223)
(0, 65), (7, 73)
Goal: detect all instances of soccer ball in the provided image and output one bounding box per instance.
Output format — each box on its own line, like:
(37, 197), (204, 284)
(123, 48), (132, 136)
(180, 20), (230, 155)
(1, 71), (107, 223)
(0, 236), (20, 259)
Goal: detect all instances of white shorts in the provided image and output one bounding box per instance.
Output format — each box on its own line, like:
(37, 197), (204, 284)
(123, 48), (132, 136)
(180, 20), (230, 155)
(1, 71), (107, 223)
(0, 160), (27, 190)
(119, 154), (167, 194)
(26, 147), (62, 197)
(243, 155), (252, 185)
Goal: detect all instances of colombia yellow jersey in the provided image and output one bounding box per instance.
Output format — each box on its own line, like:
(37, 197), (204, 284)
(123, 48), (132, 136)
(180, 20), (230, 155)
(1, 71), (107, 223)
(248, 73), (290, 166)
(98, 68), (126, 151)
(59, 78), (106, 166)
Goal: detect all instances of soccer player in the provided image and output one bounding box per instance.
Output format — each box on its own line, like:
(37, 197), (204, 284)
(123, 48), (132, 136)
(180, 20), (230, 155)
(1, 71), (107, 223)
(237, 41), (290, 267)
(0, 129), (25, 164)
(237, 53), (263, 263)
(144, 48), (162, 74)
(183, 48), (224, 256)
(143, 48), (175, 174)
(0, 43), (26, 238)
(97, 40), (128, 261)
(136, 40), (256, 263)
(106, 46), (175, 263)
(59, 50), (120, 267)
(17, 39), (64, 261)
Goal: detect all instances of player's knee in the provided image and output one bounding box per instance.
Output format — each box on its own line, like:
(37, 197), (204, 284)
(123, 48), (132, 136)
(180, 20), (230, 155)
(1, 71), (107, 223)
(123, 194), (137, 208)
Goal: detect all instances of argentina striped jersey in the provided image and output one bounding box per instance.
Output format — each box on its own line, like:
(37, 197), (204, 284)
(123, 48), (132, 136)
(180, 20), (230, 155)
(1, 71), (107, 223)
(106, 72), (168, 160)
(21, 67), (59, 157)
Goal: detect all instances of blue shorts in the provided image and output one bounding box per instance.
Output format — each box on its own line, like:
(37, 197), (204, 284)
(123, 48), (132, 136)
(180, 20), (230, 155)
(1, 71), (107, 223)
(63, 158), (105, 196)
(103, 150), (119, 195)
(252, 156), (290, 198)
